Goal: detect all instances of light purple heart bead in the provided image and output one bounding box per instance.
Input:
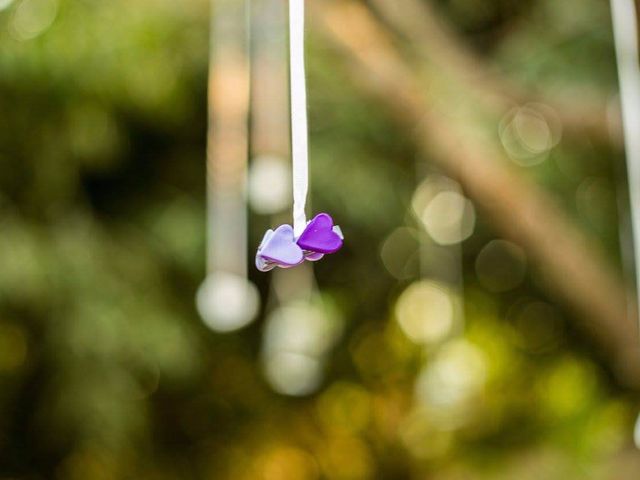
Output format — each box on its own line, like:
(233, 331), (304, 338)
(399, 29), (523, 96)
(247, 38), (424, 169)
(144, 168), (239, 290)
(256, 225), (304, 271)
(256, 230), (276, 272)
(296, 213), (344, 254)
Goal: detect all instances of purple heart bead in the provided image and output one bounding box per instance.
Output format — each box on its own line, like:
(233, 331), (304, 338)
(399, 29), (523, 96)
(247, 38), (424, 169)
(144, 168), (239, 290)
(256, 225), (304, 270)
(304, 251), (325, 262)
(255, 253), (276, 272)
(296, 213), (344, 254)
(256, 230), (277, 272)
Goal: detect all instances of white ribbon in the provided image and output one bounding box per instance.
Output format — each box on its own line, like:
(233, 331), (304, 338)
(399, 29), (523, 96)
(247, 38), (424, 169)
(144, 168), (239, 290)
(611, 0), (640, 338)
(289, 0), (309, 237)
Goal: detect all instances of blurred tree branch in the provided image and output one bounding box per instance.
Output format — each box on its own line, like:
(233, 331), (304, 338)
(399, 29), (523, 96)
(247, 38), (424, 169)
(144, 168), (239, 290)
(368, 0), (621, 144)
(310, 0), (640, 387)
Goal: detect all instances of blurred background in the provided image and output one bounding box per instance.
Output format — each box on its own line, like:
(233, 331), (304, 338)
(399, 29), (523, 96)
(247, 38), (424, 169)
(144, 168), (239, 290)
(2, 0), (640, 478)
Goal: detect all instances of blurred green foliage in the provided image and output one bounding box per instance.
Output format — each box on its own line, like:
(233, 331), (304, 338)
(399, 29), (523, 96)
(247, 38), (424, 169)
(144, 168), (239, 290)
(0, 0), (638, 479)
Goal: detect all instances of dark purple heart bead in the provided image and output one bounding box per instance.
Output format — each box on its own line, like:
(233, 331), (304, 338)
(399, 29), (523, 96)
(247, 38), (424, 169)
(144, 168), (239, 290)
(296, 213), (343, 254)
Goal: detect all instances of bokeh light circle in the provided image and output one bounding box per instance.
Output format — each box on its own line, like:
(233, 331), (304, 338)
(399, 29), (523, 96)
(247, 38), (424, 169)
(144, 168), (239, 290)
(422, 191), (476, 245)
(263, 351), (323, 397)
(499, 103), (562, 167)
(0, 0), (15, 12)
(475, 239), (527, 292)
(414, 339), (487, 412)
(379, 227), (420, 280)
(412, 175), (475, 245)
(196, 272), (260, 332)
(249, 155), (291, 214)
(395, 280), (455, 345)
(10, 0), (58, 40)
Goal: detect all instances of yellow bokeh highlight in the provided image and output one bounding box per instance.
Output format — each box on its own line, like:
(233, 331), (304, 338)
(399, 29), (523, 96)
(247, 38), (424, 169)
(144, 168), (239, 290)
(316, 382), (371, 434)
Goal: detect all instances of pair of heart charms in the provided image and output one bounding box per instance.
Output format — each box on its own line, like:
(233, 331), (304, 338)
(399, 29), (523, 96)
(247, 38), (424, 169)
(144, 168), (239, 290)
(256, 213), (344, 272)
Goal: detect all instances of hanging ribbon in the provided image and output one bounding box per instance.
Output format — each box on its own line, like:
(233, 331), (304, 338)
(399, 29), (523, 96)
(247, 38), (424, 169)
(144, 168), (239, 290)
(610, 0), (640, 449)
(611, 0), (640, 324)
(255, 0), (344, 272)
(289, 0), (309, 237)
(197, 0), (259, 332)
